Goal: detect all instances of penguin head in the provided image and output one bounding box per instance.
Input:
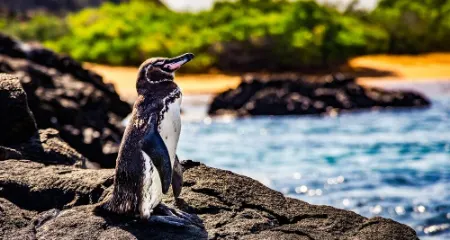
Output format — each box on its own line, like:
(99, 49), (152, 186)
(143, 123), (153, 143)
(137, 53), (194, 90)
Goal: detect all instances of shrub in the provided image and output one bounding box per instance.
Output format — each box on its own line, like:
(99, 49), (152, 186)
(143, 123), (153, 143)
(1, 0), (447, 72)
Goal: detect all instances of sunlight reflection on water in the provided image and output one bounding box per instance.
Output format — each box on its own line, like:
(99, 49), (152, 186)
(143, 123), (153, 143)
(178, 93), (450, 239)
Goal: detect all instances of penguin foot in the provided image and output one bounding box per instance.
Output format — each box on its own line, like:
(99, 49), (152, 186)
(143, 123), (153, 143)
(148, 204), (203, 228)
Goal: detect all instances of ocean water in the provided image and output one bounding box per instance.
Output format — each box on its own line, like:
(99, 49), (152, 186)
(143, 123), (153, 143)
(177, 83), (450, 239)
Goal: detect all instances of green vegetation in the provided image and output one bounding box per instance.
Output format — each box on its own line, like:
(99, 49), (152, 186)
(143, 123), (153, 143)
(371, 0), (450, 54)
(1, 12), (68, 42)
(2, 0), (449, 72)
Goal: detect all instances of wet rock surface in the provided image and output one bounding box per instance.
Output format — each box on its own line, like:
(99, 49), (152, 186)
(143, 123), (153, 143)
(208, 74), (431, 116)
(0, 34), (132, 167)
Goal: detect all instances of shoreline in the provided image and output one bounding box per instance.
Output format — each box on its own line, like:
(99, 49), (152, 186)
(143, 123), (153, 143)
(86, 53), (450, 97)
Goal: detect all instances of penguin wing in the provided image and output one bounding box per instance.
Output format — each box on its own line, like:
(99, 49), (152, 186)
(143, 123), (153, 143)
(142, 117), (172, 194)
(172, 155), (183, 198)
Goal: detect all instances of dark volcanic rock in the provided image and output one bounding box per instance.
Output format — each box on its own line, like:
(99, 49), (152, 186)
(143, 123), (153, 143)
(0, 198), (37, 239)
(0, 160), (113, 211)
(208, 74), (431, 116)
(168, 161), (419, 240)
(5, 128), (88, 165)
(0, 74), (86, 166)
(0, 160), (207, 239)
(0, 159), (419, 239)
(0, 74), (37, 145)
(0, 34), (132, 167)
(30, 206), (206, 240)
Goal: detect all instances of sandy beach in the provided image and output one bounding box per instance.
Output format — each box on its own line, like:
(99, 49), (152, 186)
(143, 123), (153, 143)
(86, 53), (450, 97)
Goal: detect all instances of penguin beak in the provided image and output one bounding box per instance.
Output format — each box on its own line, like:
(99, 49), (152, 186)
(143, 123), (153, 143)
(162, 53), (195, 72)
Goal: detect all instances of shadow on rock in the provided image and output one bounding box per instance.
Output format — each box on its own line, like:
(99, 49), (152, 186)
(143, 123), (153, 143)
(95, 206), (207, 240)
(15, 205), (207, 240)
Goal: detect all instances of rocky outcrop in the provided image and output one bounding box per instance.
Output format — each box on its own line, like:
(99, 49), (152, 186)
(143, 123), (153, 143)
(0, 49), (420, 239)
(1, 128), (87, 165)
(0, 74), (86, 165)
(0, 160), (112, 211)
(0, 198), (37, 239)
(208, 74), (431, 116)
(0, 74), (37, 145)
(0, 34), (131, 167)
(0, 159), (419, 240)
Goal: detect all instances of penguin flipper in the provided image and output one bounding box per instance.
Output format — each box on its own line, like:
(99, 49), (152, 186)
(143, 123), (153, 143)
(172, 155), (183, 198)
(142, 119), (172, 194)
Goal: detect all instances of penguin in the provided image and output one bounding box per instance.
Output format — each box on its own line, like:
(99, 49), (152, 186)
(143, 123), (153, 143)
(101, 53), (200, 227)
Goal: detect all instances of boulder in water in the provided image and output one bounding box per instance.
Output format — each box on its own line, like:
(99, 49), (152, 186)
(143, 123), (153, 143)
(208, 74), (431, 116)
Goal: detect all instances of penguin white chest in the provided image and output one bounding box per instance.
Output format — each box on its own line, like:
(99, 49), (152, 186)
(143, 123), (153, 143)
(140, 95), (182, 218)
(140, 151), (162, 218)
(159, 97), (182, 168)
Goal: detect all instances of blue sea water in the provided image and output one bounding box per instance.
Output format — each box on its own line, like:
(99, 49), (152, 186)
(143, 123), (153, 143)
(177, 84), (450, 239)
